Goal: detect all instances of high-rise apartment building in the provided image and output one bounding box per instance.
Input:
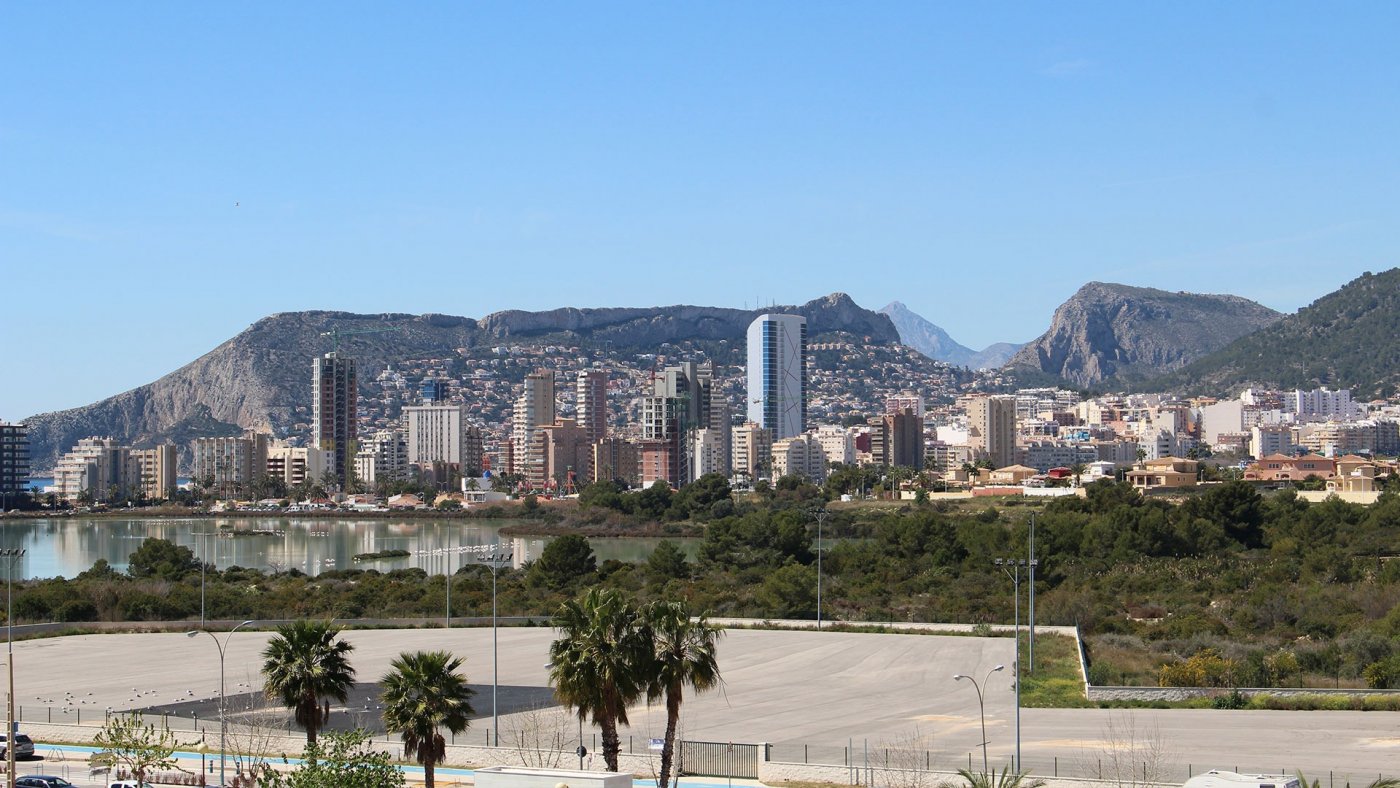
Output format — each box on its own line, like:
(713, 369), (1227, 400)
(731, 421), (773, 481)
(1287, 387), (1360, 422)
(53, 437), (125, 503)
(640, 362), (731, 485)
(266, 444), (333, 488)
(313, 352), (358, 487)
(355, 430), (409, 485)
(747, 313), (807, 440)
(772, 434), (827, 483)
(576, 370), (609, 444)
(967, 395), (1016, 469)
(512, 369), (556, 479)
(591, 437), (638, 486)
(811, 424), (855, 466)
(127, 445), (177, 501)
(530, 418), (592, 491)
(403, 404), (483, 475)
(0, 422), (28, 504)
(869, 408), (924, 469)
(192, 431), (271, 497)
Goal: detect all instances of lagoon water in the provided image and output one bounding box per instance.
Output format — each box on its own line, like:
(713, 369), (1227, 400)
(0, 517), (695, 579)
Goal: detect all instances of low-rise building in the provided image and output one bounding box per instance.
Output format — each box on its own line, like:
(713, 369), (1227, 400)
(1126, 457), (1199, 491)
(1245, 453), (1336, 482)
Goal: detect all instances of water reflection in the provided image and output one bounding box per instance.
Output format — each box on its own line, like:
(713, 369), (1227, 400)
(0, 517), (698, 579)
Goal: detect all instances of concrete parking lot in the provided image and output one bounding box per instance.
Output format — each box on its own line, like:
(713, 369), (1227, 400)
(9, 627), (1399, 781)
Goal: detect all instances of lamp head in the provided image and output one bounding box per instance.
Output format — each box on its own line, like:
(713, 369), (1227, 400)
(185, 631), (198, 638)
(953, 674), (967, 681)
(992, 664), (1005, 672)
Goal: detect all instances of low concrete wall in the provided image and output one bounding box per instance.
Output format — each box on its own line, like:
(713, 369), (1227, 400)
(1297, 490), (1382, 505)
(1085, 686), (1400, 702)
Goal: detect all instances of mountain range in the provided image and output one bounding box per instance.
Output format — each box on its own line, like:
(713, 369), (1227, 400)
(879, 302), (1023, 369)
(23, 271), (1400, 473)
(21, 293), (900, 473)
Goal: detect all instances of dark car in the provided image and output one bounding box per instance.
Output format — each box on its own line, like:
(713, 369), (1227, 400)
(17, 777), (75, 787)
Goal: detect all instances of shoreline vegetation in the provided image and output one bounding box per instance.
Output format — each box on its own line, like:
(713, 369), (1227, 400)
(9, 471), (1400, 708)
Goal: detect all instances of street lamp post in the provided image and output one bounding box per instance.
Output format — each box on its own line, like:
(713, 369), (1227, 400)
(1028, 515), (1037, 674)
(953, 664), (1004, 776)
(1, 548), (24, 788)
(192, 530), (213, 629)
(187, 620), (256, 788)
(460, 544), (513, 746)
(995, 557), (1036, 772)
(812, 508), (828, 629)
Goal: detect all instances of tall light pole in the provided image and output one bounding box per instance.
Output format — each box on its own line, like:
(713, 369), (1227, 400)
(187, 619), (256, 788)
(953, 664), (1004, 776)
(1028, 516), (1037, 674)
(995, 557), (1035, 772)
(473, 547), (513, 745)
(812, 508), (828, 628)
(192, 530), (213, 629)
(2, 547), (24, 788)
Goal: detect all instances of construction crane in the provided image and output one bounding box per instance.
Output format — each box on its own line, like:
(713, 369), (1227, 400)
(319, 324), (404, 352)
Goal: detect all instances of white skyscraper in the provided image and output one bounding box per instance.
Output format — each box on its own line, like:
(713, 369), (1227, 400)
(746, 313), (807, 440)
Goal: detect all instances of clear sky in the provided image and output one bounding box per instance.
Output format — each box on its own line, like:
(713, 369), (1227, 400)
(4, 3), (1399, 419)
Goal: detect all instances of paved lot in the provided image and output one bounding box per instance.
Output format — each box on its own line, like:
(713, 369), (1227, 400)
(10, 628), (1400, 780)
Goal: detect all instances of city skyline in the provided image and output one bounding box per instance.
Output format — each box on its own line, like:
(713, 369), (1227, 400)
(7, 4), (1400, 418)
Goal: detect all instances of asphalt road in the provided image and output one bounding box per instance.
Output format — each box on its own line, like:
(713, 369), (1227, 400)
(10, 628), (1399, 781)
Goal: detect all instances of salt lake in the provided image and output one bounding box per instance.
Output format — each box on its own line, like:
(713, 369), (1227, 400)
(0, 517), (696, 579)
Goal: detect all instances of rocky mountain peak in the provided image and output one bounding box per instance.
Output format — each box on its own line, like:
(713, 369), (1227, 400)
(1005, 282), (1282, 387)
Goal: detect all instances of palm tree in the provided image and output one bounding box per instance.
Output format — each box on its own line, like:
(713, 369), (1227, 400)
(955, 767), (1046, 788)
(1069, 462), (1088, 488)
(381, 650), (476, 788)
(261, 620), (357, 744)
(646, 601), (724, 788)
(548, 588), (650, 771)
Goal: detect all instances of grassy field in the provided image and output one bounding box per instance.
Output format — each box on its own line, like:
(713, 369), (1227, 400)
(1019, 633), (1094, 708)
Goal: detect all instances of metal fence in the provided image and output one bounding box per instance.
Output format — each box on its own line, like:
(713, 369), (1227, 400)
(680, 740), (760, 779)
(766, 741), (1393, 787)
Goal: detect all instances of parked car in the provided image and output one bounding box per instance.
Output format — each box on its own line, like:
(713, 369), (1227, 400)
(17, 777), (75, 787)
(0, 733), (35, 759)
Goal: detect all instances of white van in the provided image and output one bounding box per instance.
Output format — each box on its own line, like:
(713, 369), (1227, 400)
(1184, 771), (1301, 788)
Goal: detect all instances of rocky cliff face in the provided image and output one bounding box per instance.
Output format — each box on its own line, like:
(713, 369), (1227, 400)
(23, 295), (897, 472)
(1005, 283), (1282, 387)
(880, 301), (1023, 368)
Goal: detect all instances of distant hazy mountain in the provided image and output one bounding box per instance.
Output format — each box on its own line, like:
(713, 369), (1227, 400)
(880, 302), (1023, 369)
(22, 293), (899, 472)
(1005, 282), (1283, 387)
(967, 342), (1023, 369)
(1144, 269), (1400, 398)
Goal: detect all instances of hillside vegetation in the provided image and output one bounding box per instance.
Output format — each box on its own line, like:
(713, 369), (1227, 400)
(1145, 269), (1400, 399)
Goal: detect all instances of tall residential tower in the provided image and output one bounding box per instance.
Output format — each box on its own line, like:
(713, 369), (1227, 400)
(313, 352), (358, 487)
(746, 313), (807, 440)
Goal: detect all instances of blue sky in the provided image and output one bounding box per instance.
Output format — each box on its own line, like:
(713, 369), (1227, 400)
(4, 3), (1399, 418)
